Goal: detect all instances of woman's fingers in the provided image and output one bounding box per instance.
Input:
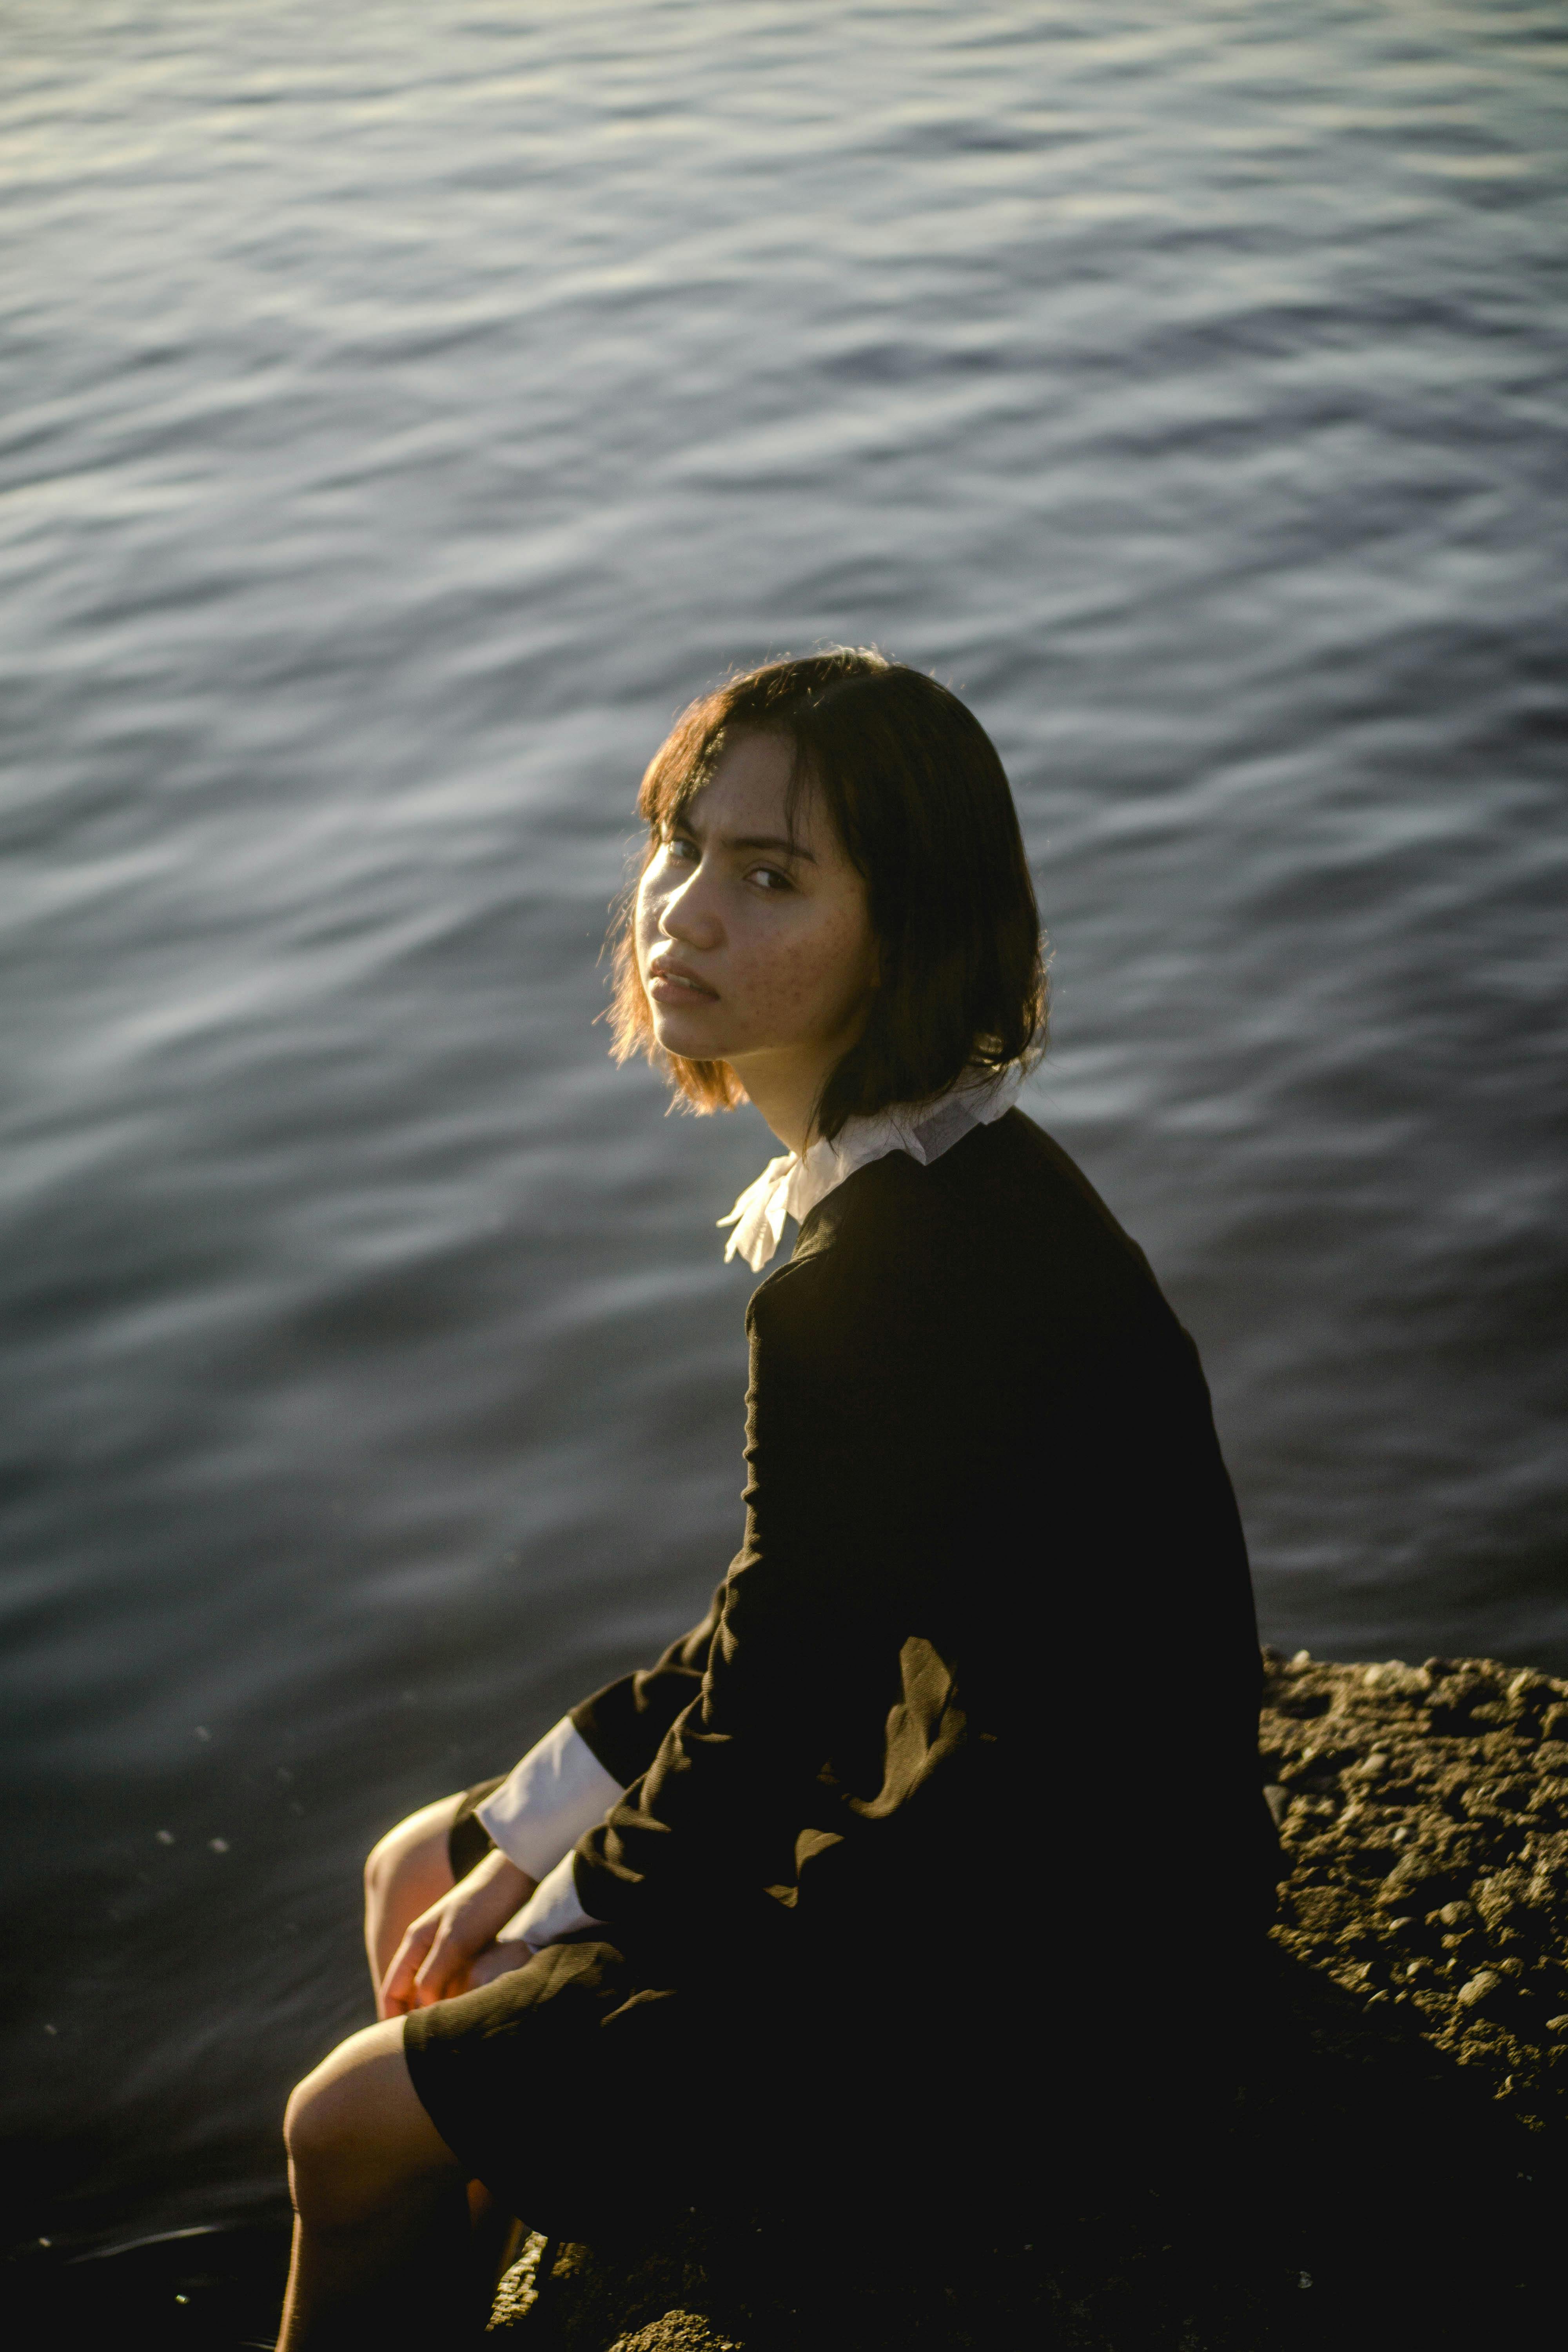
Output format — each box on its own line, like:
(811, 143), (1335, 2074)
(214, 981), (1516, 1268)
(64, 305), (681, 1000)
(379, 1851), (535, 2014)
(411, 1916), (475, 2006)
(379, 1914), (438, 2017)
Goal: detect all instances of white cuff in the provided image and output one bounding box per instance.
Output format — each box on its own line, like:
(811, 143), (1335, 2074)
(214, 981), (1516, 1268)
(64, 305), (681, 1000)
(494, 1850), (606, 1951)
(474, 1716), (624, 1882)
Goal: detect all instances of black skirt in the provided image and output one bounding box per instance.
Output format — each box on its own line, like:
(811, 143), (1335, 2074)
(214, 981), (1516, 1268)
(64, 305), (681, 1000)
(413, 1780), (824, 2236)
(446, 1775), (503, 1884)
(399, 1897), (1256, 2248)
(402, 1909), (863, 2243)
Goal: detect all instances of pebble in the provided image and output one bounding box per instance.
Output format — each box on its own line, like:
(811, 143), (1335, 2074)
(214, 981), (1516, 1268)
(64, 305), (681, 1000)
(1457, 1972), (1500, 2008)
(1361, 1662), (1433, 1697)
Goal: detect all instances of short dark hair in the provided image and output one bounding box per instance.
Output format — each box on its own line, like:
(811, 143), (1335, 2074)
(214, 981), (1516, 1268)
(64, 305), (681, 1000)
(607, 647), (1046, 1139)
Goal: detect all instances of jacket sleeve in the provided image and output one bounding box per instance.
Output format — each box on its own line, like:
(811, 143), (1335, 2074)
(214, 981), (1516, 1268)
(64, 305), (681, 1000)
(567, 1589), (724, 1788)
(572, 1232), (934, 1941)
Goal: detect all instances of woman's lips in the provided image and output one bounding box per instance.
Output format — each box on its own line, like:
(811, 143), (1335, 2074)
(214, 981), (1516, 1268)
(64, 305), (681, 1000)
(648, 961), (719, 1003)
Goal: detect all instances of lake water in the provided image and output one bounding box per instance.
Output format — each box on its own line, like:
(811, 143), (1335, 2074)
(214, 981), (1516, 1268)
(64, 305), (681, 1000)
(3, 0), (1565, 2249)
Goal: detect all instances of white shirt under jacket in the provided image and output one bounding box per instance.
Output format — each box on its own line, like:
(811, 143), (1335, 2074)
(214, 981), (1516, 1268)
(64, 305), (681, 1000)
(483, 1065), (1023, 1956)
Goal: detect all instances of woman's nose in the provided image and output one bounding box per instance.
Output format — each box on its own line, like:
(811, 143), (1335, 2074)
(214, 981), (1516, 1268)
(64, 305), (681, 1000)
(660, 871), (722, 948)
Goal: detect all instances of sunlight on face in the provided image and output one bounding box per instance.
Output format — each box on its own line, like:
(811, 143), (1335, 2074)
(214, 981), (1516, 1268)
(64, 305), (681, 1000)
(634, 731), (878, 1116)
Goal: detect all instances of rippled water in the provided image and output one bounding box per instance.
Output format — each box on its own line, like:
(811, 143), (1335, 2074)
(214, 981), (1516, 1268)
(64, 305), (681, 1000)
(3, 0), (1565, 2243)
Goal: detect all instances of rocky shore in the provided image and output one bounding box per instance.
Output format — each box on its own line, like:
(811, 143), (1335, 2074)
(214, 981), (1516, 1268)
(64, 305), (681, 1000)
(486, 1649), (1568, 2350)
(1260, 1645), (1568, 2130)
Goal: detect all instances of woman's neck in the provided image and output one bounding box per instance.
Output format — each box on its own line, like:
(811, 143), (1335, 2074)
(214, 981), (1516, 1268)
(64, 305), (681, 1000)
(724, 1045), (834, 1158)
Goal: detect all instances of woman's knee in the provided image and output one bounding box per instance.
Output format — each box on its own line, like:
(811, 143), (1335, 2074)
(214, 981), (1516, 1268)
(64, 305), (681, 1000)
(285, 2025), (390, 2177)
(363, 1793), (463, 1918)
(285, 2020), (455, 2221)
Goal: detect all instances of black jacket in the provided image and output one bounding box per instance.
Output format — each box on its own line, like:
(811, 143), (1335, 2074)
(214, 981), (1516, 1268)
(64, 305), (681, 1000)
(570, 1111), (1278, 1988)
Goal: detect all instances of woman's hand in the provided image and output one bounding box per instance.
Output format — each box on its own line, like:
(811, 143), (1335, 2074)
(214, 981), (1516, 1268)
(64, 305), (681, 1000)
(461, 1939), (535, 1995)
(379, 1847), (535, 2018)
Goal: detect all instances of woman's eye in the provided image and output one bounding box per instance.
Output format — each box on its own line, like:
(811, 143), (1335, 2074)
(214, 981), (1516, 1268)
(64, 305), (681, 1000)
(748, 866), (791, 893)
(664, 834), (697, 863)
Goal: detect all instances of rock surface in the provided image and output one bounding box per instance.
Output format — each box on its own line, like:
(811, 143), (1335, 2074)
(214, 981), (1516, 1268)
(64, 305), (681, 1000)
(488, 1651), (1568, 2350)
(1259, 1645), (1568, 2133)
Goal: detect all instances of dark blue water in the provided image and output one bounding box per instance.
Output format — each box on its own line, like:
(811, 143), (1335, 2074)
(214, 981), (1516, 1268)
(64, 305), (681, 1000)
(3, 0), (1565, 2244)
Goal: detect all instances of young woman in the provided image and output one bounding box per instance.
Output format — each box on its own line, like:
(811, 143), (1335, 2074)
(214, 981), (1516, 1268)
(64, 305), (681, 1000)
(276, 650), (1278, 2347)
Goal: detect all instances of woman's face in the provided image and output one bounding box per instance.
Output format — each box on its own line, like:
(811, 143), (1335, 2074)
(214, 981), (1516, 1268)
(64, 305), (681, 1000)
(635, 730), (878, 1099)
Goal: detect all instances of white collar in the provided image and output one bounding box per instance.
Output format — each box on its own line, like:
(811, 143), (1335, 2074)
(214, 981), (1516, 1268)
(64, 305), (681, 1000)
(717, 1065), (1023, 1272)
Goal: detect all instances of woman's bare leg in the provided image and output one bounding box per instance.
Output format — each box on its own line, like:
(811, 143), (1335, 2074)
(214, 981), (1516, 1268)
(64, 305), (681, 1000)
(354, 1795), (517, 2326)
(363, 1793), (466, 2011)
(276, 2016), (476, 2350)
